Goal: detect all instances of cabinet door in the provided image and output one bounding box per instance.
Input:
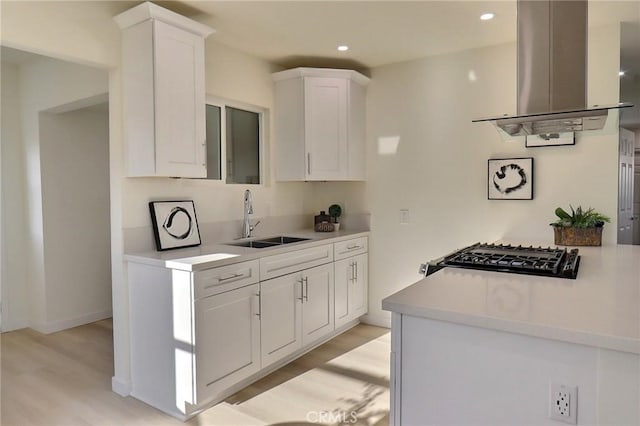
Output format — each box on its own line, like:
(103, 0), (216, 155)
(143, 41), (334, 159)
(334, 258), (351, 329)
(349, 254), (368, 319)
(154, 20), (206, 178)
(260, 273), (303, 367)
(347, 80), (366, 180)
(301, 263), (335, 346)
(304, 77), (348, 180)
(195, 283), (260, 403)
(334, 254), (368, 328)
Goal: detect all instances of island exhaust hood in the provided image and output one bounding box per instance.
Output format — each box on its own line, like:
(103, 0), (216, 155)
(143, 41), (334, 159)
(473, 0), (631, 136)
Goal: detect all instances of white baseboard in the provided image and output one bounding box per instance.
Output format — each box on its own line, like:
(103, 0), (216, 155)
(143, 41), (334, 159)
(360, 313), (391, 328)
(31, 309), (112, 334)
(1, 319), (29, 333)
(112, 376), (132, 396)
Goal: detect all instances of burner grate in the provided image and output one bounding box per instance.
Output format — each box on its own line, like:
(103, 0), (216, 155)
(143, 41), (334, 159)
(421, 243), (580, 279)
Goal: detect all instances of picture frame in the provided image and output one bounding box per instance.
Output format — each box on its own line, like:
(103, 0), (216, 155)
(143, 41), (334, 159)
(149, 200), (201, 251)
(488, 157), (534, 200)
(525, 132), (575, 148)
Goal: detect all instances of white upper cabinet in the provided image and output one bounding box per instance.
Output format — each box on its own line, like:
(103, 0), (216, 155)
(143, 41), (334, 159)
(273, 68), (370, 181)
(115, 2), (214, 178)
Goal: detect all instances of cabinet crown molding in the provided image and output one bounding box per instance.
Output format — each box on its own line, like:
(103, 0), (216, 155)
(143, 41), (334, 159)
(114, 1), (215, 37)
(272, 67), (370, 86)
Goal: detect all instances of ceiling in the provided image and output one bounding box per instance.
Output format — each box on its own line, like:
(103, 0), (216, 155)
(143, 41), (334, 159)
(1, 1), (638, 71)
(181, 0), (520, 71)
(167, 0), (638, 71)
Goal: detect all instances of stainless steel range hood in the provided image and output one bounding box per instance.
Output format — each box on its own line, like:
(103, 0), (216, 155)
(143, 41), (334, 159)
(473, 0), (632, 136)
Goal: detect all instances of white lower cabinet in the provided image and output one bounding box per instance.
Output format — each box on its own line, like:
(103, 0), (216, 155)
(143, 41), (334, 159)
(334, 254), (368, 329)
(260, 263), (334, 367)
(127, 235), (367, 420)
(195, 283), (261, 402)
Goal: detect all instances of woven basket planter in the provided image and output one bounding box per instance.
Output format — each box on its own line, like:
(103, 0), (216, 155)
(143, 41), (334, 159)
(553, 226), (603, 246)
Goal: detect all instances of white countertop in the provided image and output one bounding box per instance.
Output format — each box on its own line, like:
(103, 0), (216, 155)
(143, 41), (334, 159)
(125, 229), (369, 271)
(382, 243), (640, 354)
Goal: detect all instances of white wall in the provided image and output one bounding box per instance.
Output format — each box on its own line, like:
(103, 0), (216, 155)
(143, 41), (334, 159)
(39, 107), (112, 330)
(359, 25), (621, 326)
(1, 62), (28, 331)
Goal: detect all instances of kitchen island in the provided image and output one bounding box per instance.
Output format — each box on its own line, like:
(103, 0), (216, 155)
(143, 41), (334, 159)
(382, 243), (640, 426)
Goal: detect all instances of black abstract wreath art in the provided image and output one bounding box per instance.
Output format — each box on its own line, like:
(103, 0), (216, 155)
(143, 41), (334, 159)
(162, 206), (193, 240)
(488, 158), (533, 200)
(493, 163), (527, 194)
(149, 201), (202, 251)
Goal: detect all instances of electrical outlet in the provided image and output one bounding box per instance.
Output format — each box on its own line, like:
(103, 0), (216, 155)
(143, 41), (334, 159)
(549, 383), (577, 424)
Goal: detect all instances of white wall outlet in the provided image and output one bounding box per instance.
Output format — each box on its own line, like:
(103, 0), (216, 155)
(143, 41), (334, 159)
(400, 209), (409, 224)
(549, 383), (577, 424)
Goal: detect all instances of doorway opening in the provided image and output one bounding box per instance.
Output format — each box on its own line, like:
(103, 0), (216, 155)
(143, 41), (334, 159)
(0, 47), (111, 332)
(618, 22), (640, 245)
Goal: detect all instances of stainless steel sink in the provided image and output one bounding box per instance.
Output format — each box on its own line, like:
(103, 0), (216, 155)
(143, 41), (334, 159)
(257, 236), (310, 245)
(229, 240), (279, 249)
(226, 236), (310, 249)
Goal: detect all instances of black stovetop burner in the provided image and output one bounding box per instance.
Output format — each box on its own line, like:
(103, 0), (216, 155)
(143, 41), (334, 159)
(419, 243), (580, 279)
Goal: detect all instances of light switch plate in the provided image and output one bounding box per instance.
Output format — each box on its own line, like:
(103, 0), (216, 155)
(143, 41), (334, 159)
(400, 209), (409, 224)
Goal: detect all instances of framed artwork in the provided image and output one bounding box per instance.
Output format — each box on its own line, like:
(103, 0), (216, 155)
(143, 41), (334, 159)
(525, 132), (575, 148)
(488, 157), (534, 200)
(149, 200), (201, 251)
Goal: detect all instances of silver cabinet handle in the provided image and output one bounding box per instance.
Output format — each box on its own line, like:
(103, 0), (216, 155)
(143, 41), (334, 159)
(307, 153), (311, 175)
(219, 272), (243, 282)
(350, 262), (355, 282)
(346, 244), (362, 250)
(303, 276), (309, 301)
(254, 292), (261, 318)
(297, 277), (304, 302)
(354, 261), (358, 281)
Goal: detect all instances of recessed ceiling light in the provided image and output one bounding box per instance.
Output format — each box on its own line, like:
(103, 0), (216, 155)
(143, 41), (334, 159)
(337, 45), (349, 52)
(619, 70), (625, 76)
(480, 13), (495, 21)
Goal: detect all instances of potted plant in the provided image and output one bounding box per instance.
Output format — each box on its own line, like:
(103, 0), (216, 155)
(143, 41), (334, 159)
(550, 205), (610, 246)
(328, 204), (342, 231)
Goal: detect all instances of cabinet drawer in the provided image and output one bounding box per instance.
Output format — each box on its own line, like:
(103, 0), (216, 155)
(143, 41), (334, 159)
(194, 260), (260, 299)
(260, 244), (333, 281)
(334, 237), (368, 260)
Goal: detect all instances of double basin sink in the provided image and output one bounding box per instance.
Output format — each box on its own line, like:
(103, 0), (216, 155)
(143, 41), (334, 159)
(226, 235), (310, 249)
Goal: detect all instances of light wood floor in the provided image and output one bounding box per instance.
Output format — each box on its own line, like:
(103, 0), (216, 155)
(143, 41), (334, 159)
(1, 320), (390, 426)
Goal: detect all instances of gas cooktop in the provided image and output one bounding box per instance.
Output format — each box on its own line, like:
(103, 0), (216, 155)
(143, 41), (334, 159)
(419, 243), (580, 279)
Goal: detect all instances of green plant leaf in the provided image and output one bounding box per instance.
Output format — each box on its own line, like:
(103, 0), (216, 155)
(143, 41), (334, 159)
(555, 207), (571, 220)
(551, 205), (610, 228)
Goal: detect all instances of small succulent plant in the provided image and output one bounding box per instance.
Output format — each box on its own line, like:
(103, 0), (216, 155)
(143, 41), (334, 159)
(550, 205), (610, 228)
(328, 204), (342, 223)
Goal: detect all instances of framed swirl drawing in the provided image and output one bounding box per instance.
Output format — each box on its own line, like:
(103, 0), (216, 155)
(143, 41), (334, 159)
(488, 158), (534, 200)
(149, 200), (201, 251)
